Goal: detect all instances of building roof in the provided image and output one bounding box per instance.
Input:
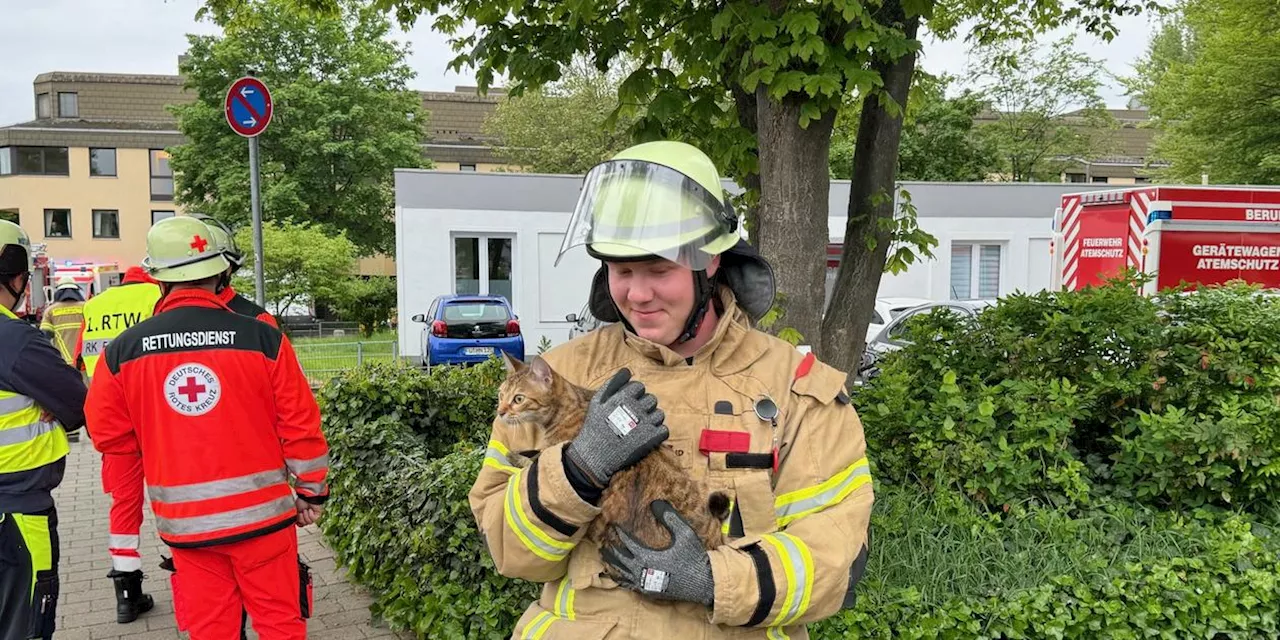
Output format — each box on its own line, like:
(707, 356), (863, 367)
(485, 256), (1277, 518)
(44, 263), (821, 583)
(33, 72), (185, 86)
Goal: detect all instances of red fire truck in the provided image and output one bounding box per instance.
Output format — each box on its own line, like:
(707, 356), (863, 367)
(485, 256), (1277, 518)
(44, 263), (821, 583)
(1051, 186), (1280, 295)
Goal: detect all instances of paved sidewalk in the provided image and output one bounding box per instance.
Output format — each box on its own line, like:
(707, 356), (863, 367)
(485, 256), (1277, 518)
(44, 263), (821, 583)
(50, 437), (409, 639)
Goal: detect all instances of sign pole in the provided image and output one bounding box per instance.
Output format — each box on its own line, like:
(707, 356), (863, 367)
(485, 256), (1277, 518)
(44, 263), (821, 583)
(248, 135), (266, 307)
(224, 75), (274, 308)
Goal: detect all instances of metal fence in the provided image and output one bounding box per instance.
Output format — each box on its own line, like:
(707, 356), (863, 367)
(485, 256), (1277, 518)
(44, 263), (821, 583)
(280, 321), (364, 340)
(293, 340), (402, 387)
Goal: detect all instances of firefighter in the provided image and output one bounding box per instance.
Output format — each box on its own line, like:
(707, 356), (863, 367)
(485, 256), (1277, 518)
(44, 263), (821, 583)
(469, 141), (874, 639)
(84, 216), (328, 640)
(189, 214), (278, 328)
(40, 277), (86, 366)
(0, 220), (87, 640)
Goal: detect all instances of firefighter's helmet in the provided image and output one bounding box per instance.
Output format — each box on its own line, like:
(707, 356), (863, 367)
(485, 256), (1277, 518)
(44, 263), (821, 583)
(557, 140), (740, 271)
(55, 276), (80, 292)
(0, 220), (33, 275)
(142, 217), (230, 283)
(189, 214), (243, 269)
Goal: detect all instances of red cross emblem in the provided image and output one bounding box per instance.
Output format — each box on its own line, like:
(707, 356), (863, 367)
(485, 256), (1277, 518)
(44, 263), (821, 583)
(190, 235), (209, 253)
(177, 377), (207, 402)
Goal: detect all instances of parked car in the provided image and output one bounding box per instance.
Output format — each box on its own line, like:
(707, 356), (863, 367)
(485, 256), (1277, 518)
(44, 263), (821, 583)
(565, 302), (606, 340)
(412, 295), (525, 367)
(855, 301), (983, 385)
(866, 297), (934, 344)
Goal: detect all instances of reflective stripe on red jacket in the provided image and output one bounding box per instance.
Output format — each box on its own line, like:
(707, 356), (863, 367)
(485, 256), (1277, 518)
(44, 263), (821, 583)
(218, 286), (279, 329)
(85, 288), (327, 549)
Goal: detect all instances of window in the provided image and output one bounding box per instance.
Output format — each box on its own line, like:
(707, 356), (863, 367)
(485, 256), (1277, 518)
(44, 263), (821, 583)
(453, 235), (514, 304)
(36, 93), (50, 119)
(151, 210), (175, 226)
(1091, 176), (1109, 183)
(89, 148), (117, 177)
(7, 146), (69, 176)
(44, 209), (71, 238)
(93, 210), (120, 238)
(950, 243), (1002, 300)
(150, 149), (173, 201)
(58, 92), (78, 118)
(0, 209), (17, 224)
(459, 164), (477, 172)
(1065, 173), (1087, 183)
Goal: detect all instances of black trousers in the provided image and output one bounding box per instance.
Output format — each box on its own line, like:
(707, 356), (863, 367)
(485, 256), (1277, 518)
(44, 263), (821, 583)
(0, 507), (60, 640)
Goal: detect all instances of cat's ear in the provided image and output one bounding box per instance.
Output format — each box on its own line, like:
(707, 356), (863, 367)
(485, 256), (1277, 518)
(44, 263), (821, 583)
(529, 356), (555, 386)
(502, 351), (525, 373)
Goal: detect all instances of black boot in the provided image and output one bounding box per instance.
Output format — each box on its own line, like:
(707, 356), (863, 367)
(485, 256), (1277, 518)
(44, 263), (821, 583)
(107, 569), (154, 623)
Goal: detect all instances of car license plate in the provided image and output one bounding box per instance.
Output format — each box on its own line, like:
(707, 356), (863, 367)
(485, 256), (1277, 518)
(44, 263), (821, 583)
(464, 346), (494, 356)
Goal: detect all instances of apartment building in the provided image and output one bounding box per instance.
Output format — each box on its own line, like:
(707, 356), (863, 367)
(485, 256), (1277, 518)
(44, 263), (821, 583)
(0, 73), (187, 266)
(0, 69), (505, 273)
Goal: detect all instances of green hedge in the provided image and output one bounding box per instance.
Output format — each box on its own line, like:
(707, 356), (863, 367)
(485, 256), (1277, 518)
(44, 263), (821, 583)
(318, 354), (1280, 639)
(859, 281), (1280, 513)
(317, 359), (504, 458)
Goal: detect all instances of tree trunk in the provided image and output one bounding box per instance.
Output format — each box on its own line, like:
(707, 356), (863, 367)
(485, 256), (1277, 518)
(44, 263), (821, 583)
(732, 87), (763, 243)
(820, 9), (921, 375)
(755, 89), (837, 351)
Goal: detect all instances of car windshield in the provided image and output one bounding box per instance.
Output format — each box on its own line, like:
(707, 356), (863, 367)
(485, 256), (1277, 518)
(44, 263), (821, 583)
(443, 302), (509, 324)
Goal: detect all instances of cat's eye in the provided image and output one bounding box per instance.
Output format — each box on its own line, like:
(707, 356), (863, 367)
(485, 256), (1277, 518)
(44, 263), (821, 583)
(513, 394), (525, 404)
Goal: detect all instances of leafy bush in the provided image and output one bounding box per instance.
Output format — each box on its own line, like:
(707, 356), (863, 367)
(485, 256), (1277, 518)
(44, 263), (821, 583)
(810, 485), (1280, 639)
(318, 358), (505, 458)
(858, 280), (1280, 513)
(320, 412), (535, 638)
(1111, 285), (1280, 510)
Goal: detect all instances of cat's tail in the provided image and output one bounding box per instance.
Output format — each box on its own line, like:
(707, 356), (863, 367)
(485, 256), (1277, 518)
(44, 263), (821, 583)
(708, 491), (731, 522)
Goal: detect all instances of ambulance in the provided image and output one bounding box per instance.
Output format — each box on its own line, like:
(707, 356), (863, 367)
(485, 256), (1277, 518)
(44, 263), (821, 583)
(1050, 186), (1280, 295)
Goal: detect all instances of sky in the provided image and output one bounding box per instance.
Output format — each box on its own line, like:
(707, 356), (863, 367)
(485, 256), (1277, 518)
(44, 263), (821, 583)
(0, 0), (1162, 127)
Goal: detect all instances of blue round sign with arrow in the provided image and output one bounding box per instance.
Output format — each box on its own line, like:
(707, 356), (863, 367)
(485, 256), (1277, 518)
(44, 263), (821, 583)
(224, 76), (273, 137)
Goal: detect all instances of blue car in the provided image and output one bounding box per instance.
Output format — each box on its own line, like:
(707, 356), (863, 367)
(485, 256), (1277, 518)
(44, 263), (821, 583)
(412, 295), (525, 367)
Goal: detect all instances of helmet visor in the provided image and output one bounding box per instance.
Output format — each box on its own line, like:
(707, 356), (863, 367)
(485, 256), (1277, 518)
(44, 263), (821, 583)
(557, 160), (738, 271)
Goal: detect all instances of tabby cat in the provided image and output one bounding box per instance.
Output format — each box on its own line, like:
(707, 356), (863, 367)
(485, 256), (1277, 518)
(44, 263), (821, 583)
(497, 353), (729, 551)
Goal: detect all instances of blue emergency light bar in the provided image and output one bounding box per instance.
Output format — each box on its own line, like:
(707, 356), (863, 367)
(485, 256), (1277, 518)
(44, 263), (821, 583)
(1147, 209), (1172, 224)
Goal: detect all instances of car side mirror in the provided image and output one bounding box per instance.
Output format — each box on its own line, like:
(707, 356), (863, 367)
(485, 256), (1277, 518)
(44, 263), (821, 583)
(410, 314), (426, 323)
(565, 313), (578, 323)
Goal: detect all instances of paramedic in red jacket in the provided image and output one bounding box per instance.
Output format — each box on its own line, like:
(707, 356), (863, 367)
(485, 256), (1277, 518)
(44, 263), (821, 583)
(84, 216), (328, 640)
(190, 214), (279, 328)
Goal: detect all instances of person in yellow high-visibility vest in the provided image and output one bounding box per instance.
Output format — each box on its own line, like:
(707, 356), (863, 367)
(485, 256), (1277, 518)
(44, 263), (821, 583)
(40, 277), (86, 367)
(72, 264), (162, 625)
(0, 220), (87, 640)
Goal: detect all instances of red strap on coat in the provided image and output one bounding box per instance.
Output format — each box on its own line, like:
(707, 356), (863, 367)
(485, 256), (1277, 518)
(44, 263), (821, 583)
(699, 430), (751, 455)
(794, 352), (816, 381)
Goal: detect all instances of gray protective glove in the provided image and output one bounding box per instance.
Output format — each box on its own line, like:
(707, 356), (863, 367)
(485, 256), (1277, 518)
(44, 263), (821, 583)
(564, 368), (669, 488)
(600, 500), (716, 607)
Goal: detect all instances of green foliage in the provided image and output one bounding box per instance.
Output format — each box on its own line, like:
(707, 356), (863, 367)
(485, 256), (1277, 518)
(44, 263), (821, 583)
(859, 280), (1280, 514)
(829, 73), (999, 182)
(1128, 0), (1280, 183)
(333, 276), (397, 337)
(171, 0), (427, 255)
(813, 493), (1280, 639)
(319, 358), (505, 458)
(1111, 286), (1280, 510)
(483, 60), (638, 174)
(970, 35), (1116, 181)
(318, 358), (532, 637)
(319, 420), (535, 638)
(231, 222), (357, 317)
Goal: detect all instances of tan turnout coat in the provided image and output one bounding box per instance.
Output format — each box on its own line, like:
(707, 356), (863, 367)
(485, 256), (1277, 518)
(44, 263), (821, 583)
(469, 293), (875, 640)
